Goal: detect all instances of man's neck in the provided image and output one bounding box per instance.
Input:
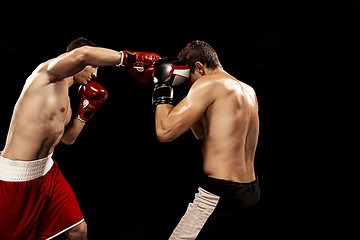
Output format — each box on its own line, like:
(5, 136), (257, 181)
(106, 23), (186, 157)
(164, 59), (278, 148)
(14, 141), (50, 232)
(205, 67), (225, 76)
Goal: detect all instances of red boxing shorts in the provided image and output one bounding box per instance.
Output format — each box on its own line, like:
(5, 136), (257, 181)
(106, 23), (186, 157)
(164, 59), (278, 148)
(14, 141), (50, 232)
(0, 153), (84, 240)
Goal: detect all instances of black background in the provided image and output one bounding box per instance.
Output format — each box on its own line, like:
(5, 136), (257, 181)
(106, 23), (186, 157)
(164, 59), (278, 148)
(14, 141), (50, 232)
(0, 1), (357, 239)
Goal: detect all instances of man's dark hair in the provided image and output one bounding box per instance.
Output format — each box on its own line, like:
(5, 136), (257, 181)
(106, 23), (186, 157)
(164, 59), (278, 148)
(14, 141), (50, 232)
(66, 37), (96, 52)
(178, 40), (222, 73)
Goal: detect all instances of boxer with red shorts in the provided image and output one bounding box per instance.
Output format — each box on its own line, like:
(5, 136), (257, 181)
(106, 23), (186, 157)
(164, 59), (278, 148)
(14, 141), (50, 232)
(0, 154), (84, 239)
(0, 37), (160, 240)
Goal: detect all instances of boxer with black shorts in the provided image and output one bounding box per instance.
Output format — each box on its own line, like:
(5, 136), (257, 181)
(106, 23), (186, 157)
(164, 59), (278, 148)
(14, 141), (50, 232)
(152, 41), (260, 239)
(0, 37), (160, 240)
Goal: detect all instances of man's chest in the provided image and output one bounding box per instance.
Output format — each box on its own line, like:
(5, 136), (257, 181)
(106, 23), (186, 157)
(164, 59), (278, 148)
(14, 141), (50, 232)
(60, 97), (72, 126)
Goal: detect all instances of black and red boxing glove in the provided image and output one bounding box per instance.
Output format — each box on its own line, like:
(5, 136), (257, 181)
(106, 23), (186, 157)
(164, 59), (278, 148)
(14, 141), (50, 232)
(152, 57), (190, 107)
(77, 81), (108, 122)
(117, 50), (161, 84)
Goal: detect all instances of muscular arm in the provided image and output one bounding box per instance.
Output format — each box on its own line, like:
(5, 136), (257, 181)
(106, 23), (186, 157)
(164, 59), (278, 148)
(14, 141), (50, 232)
(61, 118), (86, 145)
(155, 78), (214, 142)
(47, 46), (122, 81)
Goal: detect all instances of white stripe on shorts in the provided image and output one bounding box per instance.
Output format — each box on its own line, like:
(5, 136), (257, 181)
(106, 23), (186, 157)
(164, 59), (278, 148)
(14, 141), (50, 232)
(169, 187), (220, 240)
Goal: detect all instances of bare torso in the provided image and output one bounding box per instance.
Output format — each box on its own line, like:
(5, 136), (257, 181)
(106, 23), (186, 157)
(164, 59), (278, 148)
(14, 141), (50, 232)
(2, 62), (72, 161)
(156, 69), (259, 183)
(1, 46), (124, 161)
(198, 72), (259, 182)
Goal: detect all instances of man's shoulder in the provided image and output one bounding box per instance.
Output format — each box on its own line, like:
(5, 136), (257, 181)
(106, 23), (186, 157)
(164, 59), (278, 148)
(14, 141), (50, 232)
(30, 59), (61, 83)
(191, 74), (221, 89)
(23, 60), (61, 91)
(239, 81), (256, 94)
(34, 58), (59, 74)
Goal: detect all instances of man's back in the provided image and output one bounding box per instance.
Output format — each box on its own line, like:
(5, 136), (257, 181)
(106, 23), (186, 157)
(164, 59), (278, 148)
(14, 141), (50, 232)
(199, 72), (259, 182)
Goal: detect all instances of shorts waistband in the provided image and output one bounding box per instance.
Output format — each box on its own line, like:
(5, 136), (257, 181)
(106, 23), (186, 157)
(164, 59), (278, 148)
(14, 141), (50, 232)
(0, 153), (54, 182)
(201, 176), (260, 206)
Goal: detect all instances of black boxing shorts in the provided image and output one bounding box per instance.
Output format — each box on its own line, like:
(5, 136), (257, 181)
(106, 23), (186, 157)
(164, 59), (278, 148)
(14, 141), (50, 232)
(169, 176), (260, 240)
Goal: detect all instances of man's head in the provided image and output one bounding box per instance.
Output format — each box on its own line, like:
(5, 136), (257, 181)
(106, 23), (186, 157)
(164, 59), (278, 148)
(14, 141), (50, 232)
(66, 37), (96, 52)
(178, 40), (222, 83)
(67, 37), (98, 85)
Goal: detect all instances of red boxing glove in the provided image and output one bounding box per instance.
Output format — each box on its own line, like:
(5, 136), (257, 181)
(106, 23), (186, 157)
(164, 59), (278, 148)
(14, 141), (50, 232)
(77, 81), (108, 122)
(117, 50), (161, 84)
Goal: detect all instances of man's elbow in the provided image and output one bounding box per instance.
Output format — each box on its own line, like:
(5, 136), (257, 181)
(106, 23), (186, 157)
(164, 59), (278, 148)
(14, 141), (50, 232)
(61, 137), (77, 145)
(156, 129), (173, 143)
(61, 139), (75, 145)
(72, 46), (92, 64)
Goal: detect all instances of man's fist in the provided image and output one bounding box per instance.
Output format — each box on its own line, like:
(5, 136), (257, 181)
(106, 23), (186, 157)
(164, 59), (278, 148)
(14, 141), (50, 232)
(77, 81), (108, 122)
(117, 50), (161, 84)
(152, 57), (190, 106)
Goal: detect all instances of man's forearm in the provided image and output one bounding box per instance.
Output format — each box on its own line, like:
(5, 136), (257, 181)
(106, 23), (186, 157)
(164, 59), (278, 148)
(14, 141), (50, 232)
(48, 46), (122, 81)
(81, 46), (123, 67)
(155, 104), (194, 143)
(155, 104), (176, 142)
(61, 118), (86, 145)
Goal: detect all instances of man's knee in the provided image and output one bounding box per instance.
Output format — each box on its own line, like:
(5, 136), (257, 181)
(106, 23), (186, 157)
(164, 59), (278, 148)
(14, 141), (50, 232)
(66, 221), (87, 240)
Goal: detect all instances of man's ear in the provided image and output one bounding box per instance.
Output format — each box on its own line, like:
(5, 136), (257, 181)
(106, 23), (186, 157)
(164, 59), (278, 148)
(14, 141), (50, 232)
(195, 61), (205, 75)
